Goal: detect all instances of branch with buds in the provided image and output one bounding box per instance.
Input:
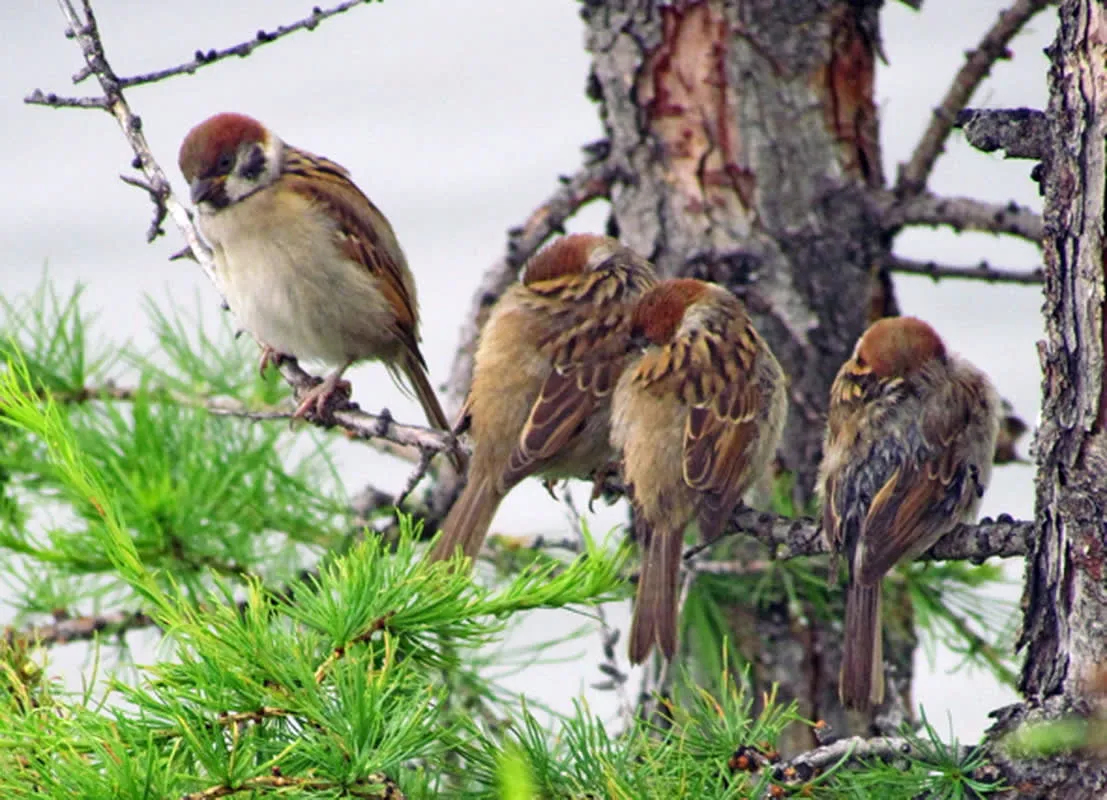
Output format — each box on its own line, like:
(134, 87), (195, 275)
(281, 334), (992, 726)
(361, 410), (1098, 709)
(887, 255), (1043, 285)
(884, 190), (1043, 242)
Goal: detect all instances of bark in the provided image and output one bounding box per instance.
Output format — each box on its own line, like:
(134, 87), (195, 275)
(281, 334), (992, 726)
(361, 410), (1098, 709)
(987, 0), (1107, 795)
(582, 0), (893, 748)
(1020, 0), (1107, 706)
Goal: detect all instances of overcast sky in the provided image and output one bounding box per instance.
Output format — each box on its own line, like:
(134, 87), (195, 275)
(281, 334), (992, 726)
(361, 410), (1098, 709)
(3, 1), (1054, 740)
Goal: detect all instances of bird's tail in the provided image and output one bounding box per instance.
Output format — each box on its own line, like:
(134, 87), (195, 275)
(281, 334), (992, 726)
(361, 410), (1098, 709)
(426, 473), (503, 566)
(839, 580), (885, 711)
(401, 353), (466, 474)
(628, 523), (683, 665)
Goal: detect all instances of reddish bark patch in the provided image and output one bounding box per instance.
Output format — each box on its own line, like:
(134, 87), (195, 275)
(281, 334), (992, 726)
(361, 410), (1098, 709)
(815, 4), (881, 187)
(638, 2), (755, 218)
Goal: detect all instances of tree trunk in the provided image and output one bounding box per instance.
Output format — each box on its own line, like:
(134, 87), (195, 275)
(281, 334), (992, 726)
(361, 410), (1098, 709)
(582, 0), (897, 747)
(990, 0), (1107, 795)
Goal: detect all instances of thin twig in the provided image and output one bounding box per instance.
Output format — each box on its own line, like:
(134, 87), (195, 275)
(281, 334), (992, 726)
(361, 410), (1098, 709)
(30, 0), (213, 256)
(393, 448), (435, 508)
(312, 612), (392, 684)
(887, 255), (1043, 284)
(3, 609), (157, 648)
(885, 190), (1043, 242)
(24, 91), (107, 109)
(114, 0), (380, 89)
(559, 488), (635, 731)
(771, 735), (974, 785)
(442, 158), (616, 418)
(896, 0), (1054, 195)
(44, 382), (463, 461)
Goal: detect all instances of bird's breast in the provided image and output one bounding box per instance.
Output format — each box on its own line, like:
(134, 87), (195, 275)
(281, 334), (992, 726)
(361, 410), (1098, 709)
(197, 189), (395, 366)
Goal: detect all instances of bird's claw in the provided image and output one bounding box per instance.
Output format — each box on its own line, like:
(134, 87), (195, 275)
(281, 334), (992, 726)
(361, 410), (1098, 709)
(292, 377), (353, 421)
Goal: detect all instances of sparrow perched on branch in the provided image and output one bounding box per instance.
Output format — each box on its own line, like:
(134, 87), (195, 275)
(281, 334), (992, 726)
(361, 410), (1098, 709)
(611, 279), (788, 664)
(426, 234), (657, 565)
(818, 316), (999, 711)
(178, 113), (461, 469)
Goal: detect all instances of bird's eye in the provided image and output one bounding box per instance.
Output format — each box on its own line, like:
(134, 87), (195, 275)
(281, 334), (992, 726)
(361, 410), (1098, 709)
(216, 154), (234, 174)
(854, 354), (866, 368)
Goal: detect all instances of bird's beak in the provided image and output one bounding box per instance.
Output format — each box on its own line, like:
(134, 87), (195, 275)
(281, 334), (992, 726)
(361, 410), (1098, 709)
(190, 176), (223, 205)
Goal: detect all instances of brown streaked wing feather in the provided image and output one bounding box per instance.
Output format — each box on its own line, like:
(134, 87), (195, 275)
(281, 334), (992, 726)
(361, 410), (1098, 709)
(678, 321), (762, 539)
(282, 148), (423, 364)
(501, 272), (640, 487)
(501, 365), (602, 488)
(857, 400), (973, 585)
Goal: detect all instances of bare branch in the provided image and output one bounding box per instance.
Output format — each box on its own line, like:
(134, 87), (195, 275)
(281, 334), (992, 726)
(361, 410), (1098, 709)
(24, 90), (107, 109)
(559, 488), (634, 731)
(956, 107), (1050, 160)
(30, 0), (216, 265)
(113, 0), (380, 89)
(442, 157), (616, 416)
(682, 506), (1030, 565)
(896, 0), (1054, 195)
(887, 254), (1043, 284)
(4, 609), (157, 648)
(772, 735), (975, 785)
(885, 190), (1043, 242)
(46, 380), (464, 461)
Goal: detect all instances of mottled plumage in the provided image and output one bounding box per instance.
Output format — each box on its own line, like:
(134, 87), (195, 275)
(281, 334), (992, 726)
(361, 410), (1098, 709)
(612, 279), (788, 664)
(426, 235), (657, 565)
(818, 316), (999, 711)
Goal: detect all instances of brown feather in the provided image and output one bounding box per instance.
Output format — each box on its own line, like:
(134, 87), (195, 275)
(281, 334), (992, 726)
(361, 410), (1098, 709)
(282, 148), (420, 350)
(839, 581), (884, 711)
(522, 234), (608, 285)
(856, 316), (946, 379)
(628, 517), (684, 664)
(429, 474), (503, 563)
(631, 279), (711, 345)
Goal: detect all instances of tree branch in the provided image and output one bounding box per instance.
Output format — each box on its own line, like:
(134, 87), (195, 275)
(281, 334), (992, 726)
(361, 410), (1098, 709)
(442, 155), (616, 417)
(772, 735), (975, 785)
(47, 381), (464, 462)
(887, 254), (1044, 284)
(896, 0), (1055, 195)
(27, 0), (212, 256)
(4, 609), (156, 648)
(113, 0), (380, 89)
(885, 190), (1043, 242)
(956, 107), (1050, 160)
(683, 507), (1030, 565)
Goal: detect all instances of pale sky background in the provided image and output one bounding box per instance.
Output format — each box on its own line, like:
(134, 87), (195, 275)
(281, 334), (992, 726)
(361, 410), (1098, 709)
(2, 1), (1052, 741)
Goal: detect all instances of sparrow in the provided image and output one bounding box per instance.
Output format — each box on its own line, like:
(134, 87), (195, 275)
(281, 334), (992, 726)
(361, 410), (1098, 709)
(426, 234), (657, 565)
(818, 316), (999, 711)
(177, 113), (462, 470)
(611, 279), (788, 664)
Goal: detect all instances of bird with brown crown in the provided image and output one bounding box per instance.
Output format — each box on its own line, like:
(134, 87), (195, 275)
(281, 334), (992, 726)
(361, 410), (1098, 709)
(611, 278), (788, 664)
(426, 234), (657, 566)
(818, 316), (999, 711)
(178, 113), (462, 471)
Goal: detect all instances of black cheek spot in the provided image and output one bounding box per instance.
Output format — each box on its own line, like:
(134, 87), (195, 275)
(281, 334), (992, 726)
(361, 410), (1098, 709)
(240, 145), (266, 181)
